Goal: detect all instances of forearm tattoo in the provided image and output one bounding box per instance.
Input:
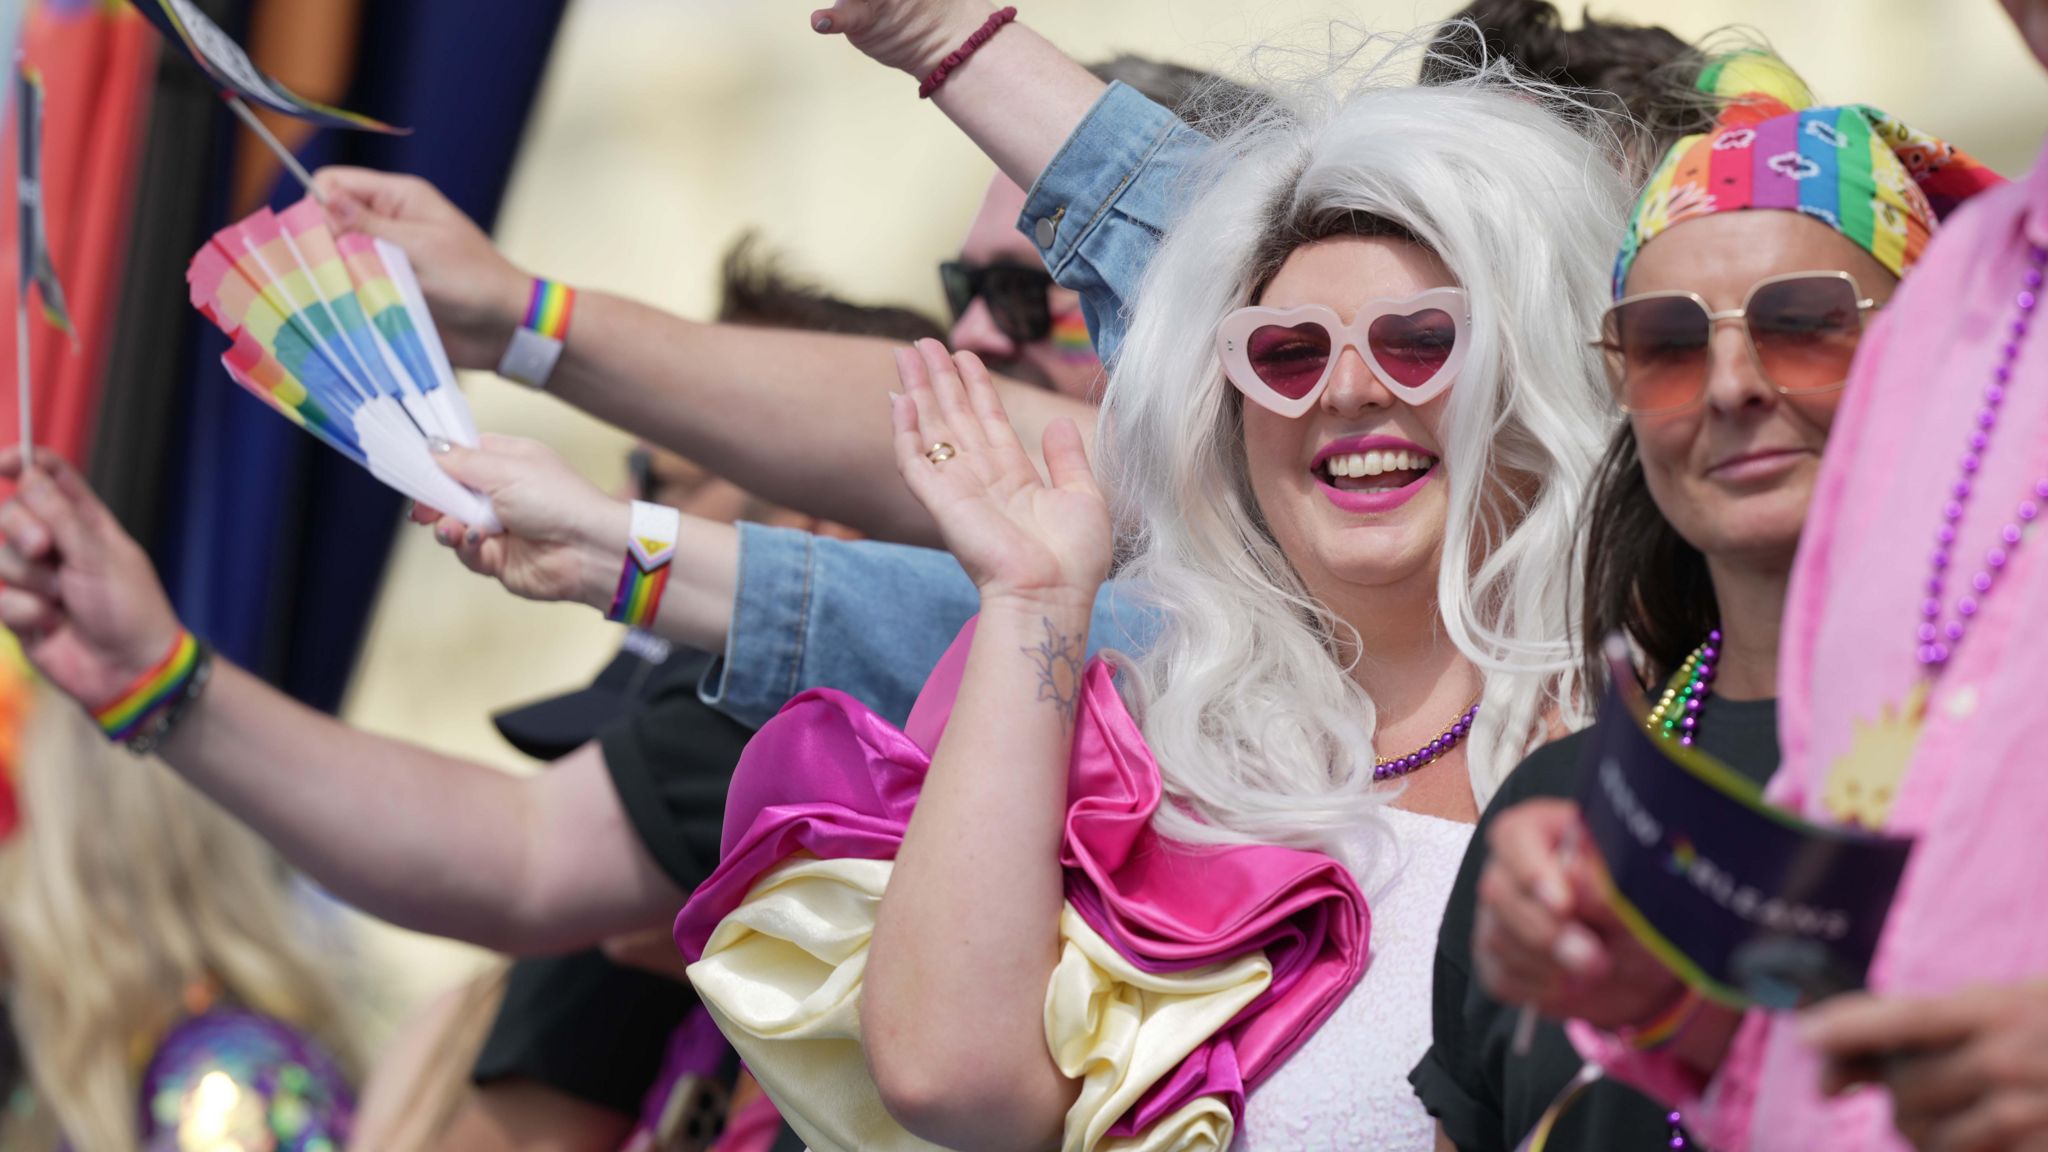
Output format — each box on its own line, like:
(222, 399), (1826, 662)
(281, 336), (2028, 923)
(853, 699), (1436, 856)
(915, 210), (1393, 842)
(1022, 617), (1084, 722)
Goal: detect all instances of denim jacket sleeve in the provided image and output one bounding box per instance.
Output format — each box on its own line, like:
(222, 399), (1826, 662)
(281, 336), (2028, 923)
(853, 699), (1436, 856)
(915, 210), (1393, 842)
(700, 523), (1159, 729)
(1016, 81), (1216, 366)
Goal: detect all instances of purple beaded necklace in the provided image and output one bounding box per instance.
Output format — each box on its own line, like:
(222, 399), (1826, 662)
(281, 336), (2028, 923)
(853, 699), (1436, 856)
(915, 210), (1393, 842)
(1372, 698), (1480, 782)
(1917, 243), (2048, 670)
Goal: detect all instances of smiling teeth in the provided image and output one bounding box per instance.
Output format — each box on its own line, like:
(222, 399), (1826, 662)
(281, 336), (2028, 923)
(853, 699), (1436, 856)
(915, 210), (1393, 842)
(1324, 450), (1438, 478)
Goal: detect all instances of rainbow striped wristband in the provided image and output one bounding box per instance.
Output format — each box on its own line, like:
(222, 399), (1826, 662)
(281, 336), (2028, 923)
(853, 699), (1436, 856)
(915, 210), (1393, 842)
(498, 277), (576, 389)
(1617, 987), (1703, 1052)
(607, 501), (680, 629)
(94, 630), (212, 753)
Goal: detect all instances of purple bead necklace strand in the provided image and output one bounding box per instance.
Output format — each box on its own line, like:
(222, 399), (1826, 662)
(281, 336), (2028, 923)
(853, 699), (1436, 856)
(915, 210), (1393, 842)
(1919, 244), (2048, 669)
(1372, 699), (1481, 782)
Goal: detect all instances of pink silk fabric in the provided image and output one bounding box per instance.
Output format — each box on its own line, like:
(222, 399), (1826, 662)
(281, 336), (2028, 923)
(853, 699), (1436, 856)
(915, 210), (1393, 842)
(674, 621), (1368, 1134)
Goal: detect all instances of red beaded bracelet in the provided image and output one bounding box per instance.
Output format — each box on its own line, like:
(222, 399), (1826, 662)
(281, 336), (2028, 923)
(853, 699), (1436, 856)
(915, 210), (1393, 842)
(918, 7), (1018, 99)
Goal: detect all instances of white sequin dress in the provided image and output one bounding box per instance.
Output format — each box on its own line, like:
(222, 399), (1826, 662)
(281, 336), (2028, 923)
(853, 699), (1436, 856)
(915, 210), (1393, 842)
(1235, 807), (1474, 1151)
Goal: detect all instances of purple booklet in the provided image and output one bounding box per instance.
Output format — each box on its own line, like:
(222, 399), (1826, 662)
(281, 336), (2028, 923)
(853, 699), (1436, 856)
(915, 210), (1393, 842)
(1578, 676), (1914, 1009)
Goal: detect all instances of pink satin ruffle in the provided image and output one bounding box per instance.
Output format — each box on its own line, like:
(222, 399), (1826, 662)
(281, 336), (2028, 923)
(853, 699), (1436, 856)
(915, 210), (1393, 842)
(674, 621), (1368, 1134)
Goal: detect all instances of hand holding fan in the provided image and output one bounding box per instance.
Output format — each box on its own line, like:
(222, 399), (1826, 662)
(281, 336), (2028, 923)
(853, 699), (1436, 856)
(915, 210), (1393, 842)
(187, 198), (499, 530)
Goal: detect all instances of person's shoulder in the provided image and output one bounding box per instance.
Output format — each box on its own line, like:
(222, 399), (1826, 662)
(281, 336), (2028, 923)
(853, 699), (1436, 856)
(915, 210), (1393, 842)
(1484, 729), (1594, 818)
(143, 1007), (355, 1145)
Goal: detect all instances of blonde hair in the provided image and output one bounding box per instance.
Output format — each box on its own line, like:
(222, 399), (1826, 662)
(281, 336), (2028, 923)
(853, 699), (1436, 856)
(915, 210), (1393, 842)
(1105, 34), (1629, 852)
(0, 683), (357, 1152)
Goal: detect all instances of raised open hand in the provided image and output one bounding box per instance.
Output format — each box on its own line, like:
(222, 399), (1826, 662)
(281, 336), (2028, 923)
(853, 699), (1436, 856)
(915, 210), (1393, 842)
(890, 339), (1109, 610)
(809, 0), (997, 77)
(0, 449), (186, 709)
(426, 435), (630, 611)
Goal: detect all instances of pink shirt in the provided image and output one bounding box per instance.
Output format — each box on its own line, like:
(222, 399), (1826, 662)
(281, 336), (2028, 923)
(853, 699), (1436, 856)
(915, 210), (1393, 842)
(1578, 137), (2048, 1150)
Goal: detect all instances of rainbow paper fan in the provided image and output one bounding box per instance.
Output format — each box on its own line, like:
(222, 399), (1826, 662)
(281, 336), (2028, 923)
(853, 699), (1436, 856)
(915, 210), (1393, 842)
(187, 197), (498, 529)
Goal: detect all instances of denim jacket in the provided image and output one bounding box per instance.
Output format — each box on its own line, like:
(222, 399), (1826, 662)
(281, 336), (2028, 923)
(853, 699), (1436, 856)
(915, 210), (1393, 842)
(701, 88), (1198, 727)
(701, 523), (1157, 729)
(1013, 81), (1212, 366)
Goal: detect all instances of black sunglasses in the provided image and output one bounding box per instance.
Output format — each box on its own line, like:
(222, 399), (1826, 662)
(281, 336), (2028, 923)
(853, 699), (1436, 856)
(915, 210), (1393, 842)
(939, 260), (1056, 344)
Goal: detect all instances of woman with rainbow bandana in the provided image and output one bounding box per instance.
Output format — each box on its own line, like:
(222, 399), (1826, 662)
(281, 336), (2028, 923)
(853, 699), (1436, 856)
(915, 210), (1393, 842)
(1465, 48), (2005, 1152)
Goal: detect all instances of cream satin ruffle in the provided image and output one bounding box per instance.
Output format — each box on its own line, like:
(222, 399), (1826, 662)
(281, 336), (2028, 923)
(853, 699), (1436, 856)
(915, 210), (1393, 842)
(687, 854), (1271, 1152)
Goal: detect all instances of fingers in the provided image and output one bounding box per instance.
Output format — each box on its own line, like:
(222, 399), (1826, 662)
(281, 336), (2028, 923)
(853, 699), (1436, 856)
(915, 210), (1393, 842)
(13, 471), (90, 562)
(1475, 850), (1608, 994)
(1041, 418), (1098, 496)
(1803, 989), (1986, 1063)
(811, 0), (864, 35)
(955, 350), (1034, 474)
(1473, 904), (1564, 1006)
(0, 586), (61, 636)
(1884, 1045), (1992, 1129)
(890, 390), (945, 505)
(0, 538), (60, 598)
(0, 497), (53, 561)
(434, 439), (541, 495)
(1488, 799), (1580, 915)
(917, 339), (987, 454)
(311, 166), (441, 223)
(894, 346), (951, 474)
(430, 514), (502, 577)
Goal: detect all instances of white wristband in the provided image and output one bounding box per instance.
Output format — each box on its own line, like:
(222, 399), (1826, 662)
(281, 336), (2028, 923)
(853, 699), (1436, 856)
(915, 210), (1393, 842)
(498, 324), (565, 390)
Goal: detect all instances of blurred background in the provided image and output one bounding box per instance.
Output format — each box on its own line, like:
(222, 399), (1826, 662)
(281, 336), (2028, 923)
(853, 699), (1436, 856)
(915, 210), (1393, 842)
(12, 0), (2048, 1058)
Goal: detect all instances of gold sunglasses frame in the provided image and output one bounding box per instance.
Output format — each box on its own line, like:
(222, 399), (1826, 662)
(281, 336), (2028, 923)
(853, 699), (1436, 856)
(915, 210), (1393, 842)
(1591, 270), (1879, 416)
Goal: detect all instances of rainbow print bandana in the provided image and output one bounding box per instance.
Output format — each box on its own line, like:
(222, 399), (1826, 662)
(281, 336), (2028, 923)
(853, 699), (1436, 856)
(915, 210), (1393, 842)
(1613, 56), (2003, 296)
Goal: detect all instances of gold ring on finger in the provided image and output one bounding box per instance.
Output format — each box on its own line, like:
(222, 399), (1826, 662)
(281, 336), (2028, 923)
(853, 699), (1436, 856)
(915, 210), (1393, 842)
(925, 442), (957, 465)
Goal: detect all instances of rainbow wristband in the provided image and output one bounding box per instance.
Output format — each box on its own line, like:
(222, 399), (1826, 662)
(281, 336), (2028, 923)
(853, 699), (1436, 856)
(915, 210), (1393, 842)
(498, 278), (576, 389)
(1618, 987), (1703, 1052)
(607, 501), (680, 629)
(525, 278), (576, 340)
(94, 630), (202, 746)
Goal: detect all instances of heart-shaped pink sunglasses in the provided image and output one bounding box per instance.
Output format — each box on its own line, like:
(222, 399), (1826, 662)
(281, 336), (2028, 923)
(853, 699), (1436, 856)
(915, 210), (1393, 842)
(1214, 288), (1470, 417)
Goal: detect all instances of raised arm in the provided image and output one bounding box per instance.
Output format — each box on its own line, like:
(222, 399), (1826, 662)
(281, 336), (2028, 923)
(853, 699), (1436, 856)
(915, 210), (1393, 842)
(811, 0), (1105, 193)
(815, 1), (1218, 366)
(419, 378), (1158, 730)
(312, 167), (1092, 547)
(0, 451), (680, 953)
(857, 342), (1111, 1150)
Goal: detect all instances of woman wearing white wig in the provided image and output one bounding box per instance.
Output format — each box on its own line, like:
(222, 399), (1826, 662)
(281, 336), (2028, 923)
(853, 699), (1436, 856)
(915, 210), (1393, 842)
(398, 26), (1633, 1151)
(786, 22), (1633, 1151)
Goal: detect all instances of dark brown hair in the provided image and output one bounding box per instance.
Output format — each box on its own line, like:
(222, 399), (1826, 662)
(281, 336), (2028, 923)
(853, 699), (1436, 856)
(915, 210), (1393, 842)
(715, 233), (947, 344)
(1085, 54), (1262, 136)
(1578, 425), (1718, 690)
(1423, 0), (1715, 177)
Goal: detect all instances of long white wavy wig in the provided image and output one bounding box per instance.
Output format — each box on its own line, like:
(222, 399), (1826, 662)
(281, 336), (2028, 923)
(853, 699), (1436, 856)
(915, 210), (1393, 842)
(1105, 43), (1632, 852)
